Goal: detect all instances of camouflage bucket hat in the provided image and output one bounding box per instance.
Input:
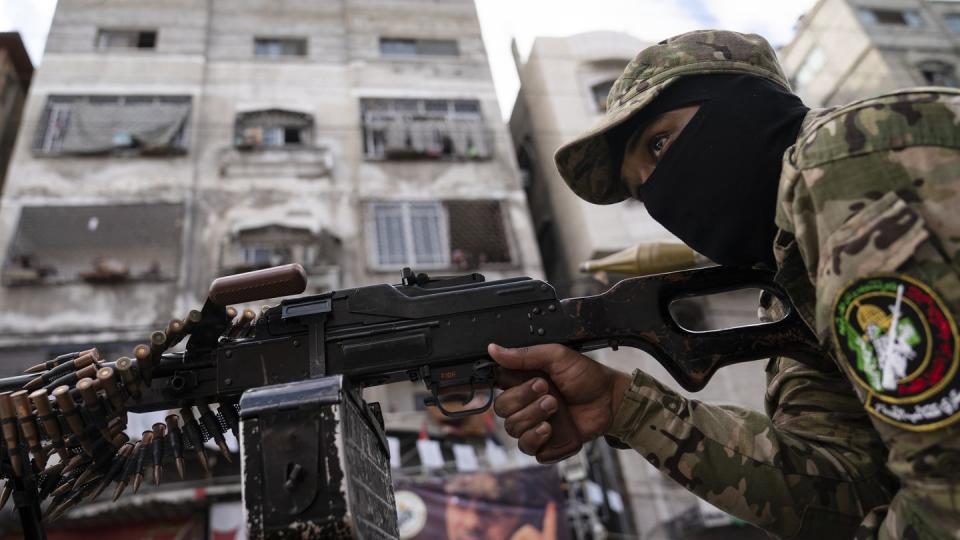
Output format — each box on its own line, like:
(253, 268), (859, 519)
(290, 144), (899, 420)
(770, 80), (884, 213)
(554, 30), (792, 205)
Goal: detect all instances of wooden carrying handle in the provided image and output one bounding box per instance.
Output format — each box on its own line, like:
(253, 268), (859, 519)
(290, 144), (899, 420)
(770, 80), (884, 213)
(208, 264), (308, 306)
(536, 379), (583, 463)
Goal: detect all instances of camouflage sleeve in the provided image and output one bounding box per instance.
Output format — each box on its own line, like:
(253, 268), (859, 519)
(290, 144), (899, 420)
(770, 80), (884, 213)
(606, 358), (895, 539)
(775, 89), (960, 538)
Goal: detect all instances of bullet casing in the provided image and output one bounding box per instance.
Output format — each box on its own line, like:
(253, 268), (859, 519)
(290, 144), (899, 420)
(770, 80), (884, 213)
(10, 390), (44, 467)
(0, 393), (23, 477)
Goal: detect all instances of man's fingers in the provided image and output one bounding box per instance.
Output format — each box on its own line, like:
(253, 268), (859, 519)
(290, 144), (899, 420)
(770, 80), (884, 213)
(493, 377), (548, 418)
(518, 421), (551, 456)
(503, 394), (558, 438)
(496, 368), (536, 391)
(488, 343), (573, 374)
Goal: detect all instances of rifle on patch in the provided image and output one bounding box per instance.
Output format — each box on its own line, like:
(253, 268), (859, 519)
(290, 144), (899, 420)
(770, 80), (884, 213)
(0, 263), (824, 539)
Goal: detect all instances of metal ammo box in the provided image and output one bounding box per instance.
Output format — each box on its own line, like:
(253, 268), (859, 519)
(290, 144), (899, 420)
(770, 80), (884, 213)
(240, 375), (399, 539)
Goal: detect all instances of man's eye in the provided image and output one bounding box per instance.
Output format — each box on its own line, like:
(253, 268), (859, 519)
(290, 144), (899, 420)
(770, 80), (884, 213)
(648, 134), (668, 158)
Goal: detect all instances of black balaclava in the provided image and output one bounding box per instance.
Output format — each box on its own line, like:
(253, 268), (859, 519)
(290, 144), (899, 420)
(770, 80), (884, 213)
(621, 74), (809, 269)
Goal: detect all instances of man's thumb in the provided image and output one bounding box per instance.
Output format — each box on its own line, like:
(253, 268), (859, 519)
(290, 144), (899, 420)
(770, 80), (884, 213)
(488, 343), (560, 372)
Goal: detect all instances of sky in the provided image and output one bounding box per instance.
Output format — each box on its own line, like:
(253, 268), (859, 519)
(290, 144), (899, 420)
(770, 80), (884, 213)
(0, 0), (817, 118)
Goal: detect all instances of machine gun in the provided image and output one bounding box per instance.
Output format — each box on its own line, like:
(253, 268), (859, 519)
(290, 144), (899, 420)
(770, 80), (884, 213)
(0, 263), (826, 538)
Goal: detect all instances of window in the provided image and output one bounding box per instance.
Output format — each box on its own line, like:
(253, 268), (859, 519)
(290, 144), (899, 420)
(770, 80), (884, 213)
(33, 95), (190, 156)
(918, 60), (959, 87)
(368, 200), (511, 270)
(380, 38), (459, 57)
(370, 202), (449, 269)
(858, 8), (924, 27)
(590, 80), (616, 113)
(791, 46), (826, 90)
(254, 37), (307, 58)
(221, 225), (340, 274)
(234, 109), (313, 150)
(361, 98), (489, 160)
(3, 203), (183, 286)
(946, 13), (960, 33)
(96, 29), (157, 50)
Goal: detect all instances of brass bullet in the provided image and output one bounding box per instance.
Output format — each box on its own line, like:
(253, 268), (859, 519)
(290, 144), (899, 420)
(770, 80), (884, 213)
(24, 350), (80, 374)
(52, 385), (94, 456)
(196, 402), (231, 463)
(165, 414), (185, 480)
(164, 319), (184, 349)
(134, 344), (154, 387)
(50, 476), (76, 498)
(113, 440), (141, 502)
(133, 430), (153, 494)
(227, 309), (256, 338)
(219, 401), (240, 440)
(11, 390), (45, 468)
(226, 306), (238, 322)
(25, 352), (98, 391)
(62, 453), (88, 475)
(96, 367), (125, 413)
(0, 392), (23, 477)
(89, 442), (133, 501)
(30, 389), (68, 460)
(76, 378), (111, 440)
(43, 363), (97, 393)
(38, 461), (66, 500)
(182, 309), (202, 334)
(179, 408), (210, 475)
(151, 422), (166, 486)
(114, 356), (142, 400)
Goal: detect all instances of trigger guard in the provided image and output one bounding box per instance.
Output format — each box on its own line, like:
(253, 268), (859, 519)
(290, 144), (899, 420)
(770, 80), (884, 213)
(433, 386), (494, 419)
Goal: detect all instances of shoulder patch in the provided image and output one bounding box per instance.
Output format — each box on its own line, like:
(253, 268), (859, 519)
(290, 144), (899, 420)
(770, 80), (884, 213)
(832, 274), (960, 431)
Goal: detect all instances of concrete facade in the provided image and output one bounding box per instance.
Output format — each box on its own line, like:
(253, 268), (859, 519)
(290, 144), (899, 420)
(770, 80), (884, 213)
(0, 0), (541, 431)
(0, 33), (32, 195)
(780, 0), (960, 107)
(510, 32), (769, 539)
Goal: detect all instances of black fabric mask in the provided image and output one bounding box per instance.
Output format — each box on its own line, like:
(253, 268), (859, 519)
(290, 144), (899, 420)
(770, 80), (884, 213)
(632, 75), (809, 268)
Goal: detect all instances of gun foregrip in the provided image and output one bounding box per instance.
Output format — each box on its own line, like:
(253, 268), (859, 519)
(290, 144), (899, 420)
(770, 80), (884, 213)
(536, 380), (583, 464)
(208, 264), (308, 306)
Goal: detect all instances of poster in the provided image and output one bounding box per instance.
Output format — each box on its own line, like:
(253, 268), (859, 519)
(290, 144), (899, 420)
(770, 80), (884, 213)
(395, 466), (569, 540)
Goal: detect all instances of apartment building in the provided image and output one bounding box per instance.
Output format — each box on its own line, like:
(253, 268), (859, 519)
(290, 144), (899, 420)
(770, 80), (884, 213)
(781, 0), (960, 107)
(0, 32), (32, 193)
(510, 31), (769, 540)
(0, 0), (542, 535)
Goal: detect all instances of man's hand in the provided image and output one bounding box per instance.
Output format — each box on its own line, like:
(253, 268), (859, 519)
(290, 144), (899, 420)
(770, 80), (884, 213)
(488, 343), (631, 461)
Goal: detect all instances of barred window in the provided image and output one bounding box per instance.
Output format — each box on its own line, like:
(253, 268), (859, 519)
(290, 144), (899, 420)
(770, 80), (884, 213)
(254, 37), (307, 58)
(361, 98), (489, 160)
(33, 95), (190, 156)
(367, 200), (511, 271)
(234, 109), (313, 150)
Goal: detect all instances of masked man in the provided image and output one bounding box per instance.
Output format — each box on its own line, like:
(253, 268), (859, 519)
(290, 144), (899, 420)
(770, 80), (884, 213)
(490, 30), (960, 539)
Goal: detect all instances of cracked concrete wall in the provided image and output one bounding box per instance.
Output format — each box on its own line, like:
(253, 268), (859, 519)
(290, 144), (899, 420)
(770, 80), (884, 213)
(0, 0), (543, 429)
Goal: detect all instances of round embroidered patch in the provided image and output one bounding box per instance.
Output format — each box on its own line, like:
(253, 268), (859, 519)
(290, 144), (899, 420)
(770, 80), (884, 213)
(833, 274), (960, 431)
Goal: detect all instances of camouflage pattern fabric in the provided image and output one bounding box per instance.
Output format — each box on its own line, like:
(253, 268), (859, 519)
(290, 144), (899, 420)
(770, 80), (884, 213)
(775, 88), (960, 539)
(606, 89), (960, 539)
(565, 29), (960, 540)
(554, 29), (790, 205)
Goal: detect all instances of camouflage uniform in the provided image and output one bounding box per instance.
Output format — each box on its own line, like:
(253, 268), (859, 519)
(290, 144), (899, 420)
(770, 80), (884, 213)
(554, 30), (960, 539)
